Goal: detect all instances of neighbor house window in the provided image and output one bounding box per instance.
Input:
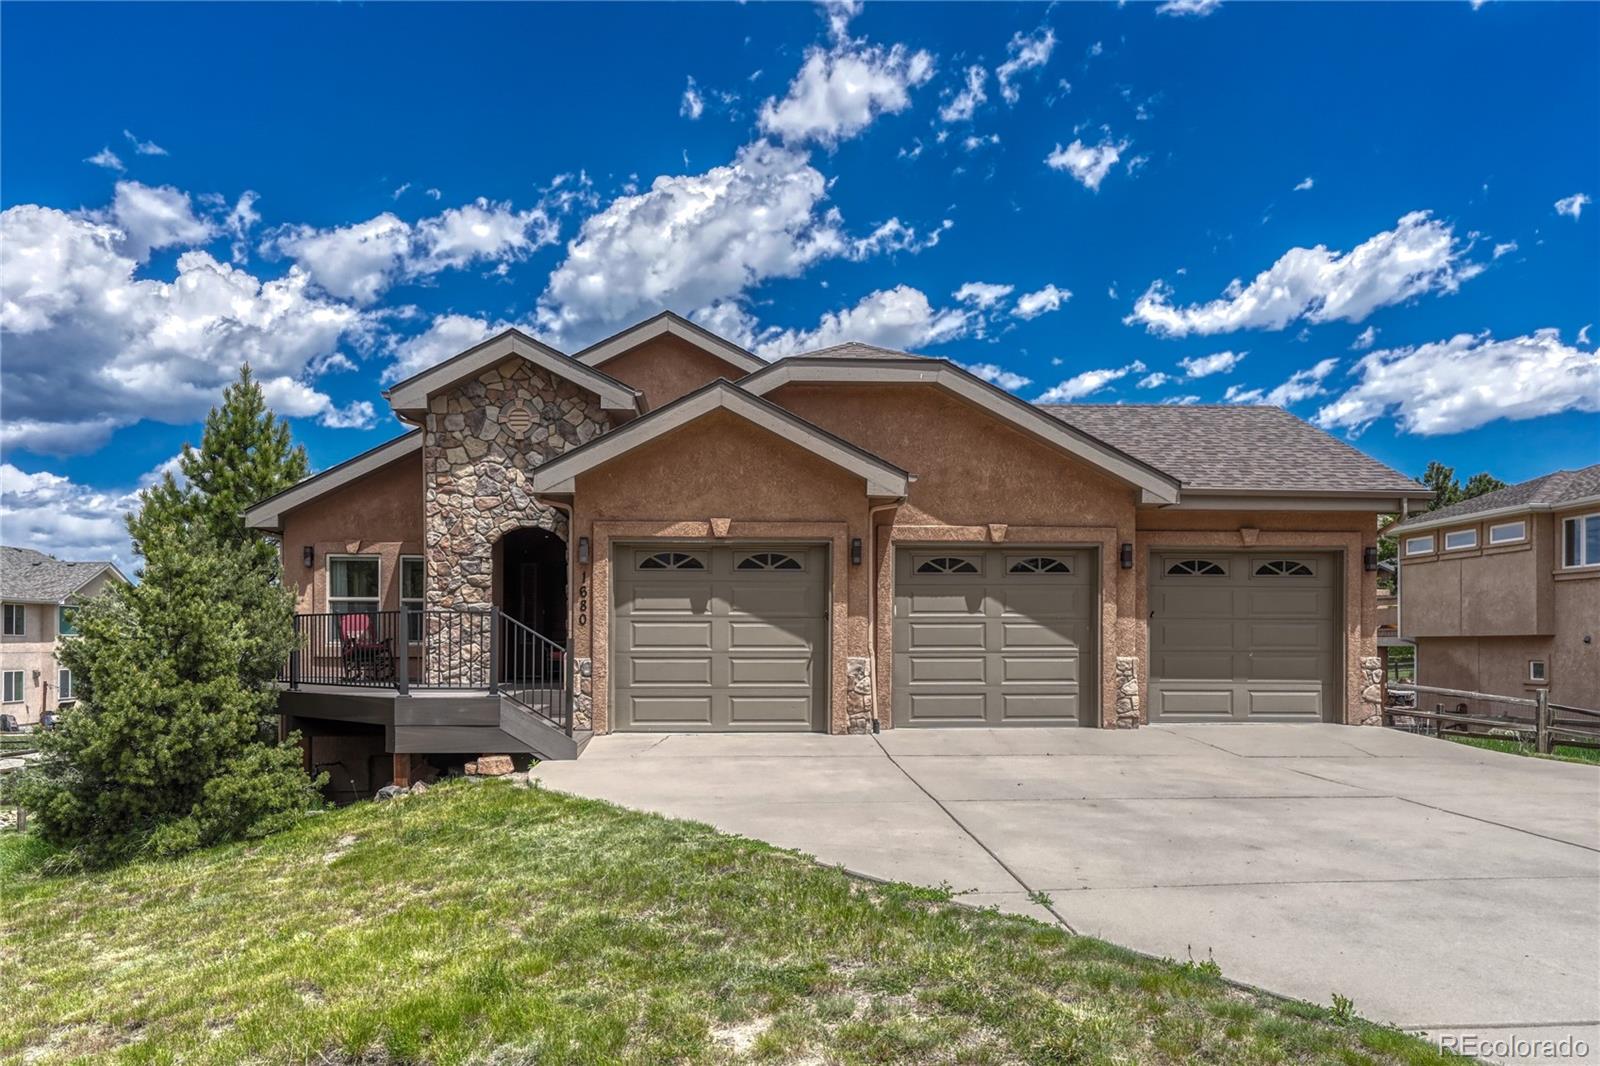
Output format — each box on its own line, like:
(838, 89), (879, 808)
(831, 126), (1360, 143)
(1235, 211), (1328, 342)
(2, 604), (23, 636)
(2, 671), (22, 703)
(58, 605), (79, 636)
(1528, 660), (1547, 684)
(1403, 535), (1435, 557)
(1488, 520), (1527, 545)
(1443, 529), (1478, 551)
(58, 668), (74, 702)
(1562, 514), (1600, 569)
(401, 556), (425, 641)
(328, 555), (380, 615)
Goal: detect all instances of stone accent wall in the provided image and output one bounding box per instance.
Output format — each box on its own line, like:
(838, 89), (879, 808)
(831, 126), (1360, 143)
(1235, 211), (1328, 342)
(845, 656), (873, 734)
(422, 358), (609, 682)
(1114, 656), (1141, 728)
(572, 656), (594, 732)
(1357, 655), (1385, 726)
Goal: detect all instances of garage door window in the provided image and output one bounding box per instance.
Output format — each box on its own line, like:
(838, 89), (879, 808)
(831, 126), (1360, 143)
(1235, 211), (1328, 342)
(1008, 556), (1072, 574)
(637, 551), (705, 571)
(915, 556), (979, 575)
(1254, 560), (1315, 577)
(736, 551), (804, 571)
(1166, 559), (1227, 576)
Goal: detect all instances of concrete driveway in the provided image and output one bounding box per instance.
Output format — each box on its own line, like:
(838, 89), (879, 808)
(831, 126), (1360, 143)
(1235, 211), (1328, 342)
(536, 724), (1600, 1059)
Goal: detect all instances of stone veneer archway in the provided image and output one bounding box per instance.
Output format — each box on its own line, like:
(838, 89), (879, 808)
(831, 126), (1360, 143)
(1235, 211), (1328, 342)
(422, 358), (611, 682)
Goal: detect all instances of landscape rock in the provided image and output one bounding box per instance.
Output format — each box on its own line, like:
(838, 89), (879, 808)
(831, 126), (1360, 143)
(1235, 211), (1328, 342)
(474, 754), (514, 776)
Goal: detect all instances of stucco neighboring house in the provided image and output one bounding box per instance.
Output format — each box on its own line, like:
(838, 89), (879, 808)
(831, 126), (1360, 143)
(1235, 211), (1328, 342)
(243, 311), (1430, 783)
(0, 546), (129, 727)
(1390, 463), (1600, 715)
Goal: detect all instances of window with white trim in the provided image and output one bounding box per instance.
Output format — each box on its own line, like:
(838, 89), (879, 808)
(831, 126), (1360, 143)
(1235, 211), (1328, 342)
(915, 556), (979, 575)
(401, 556), (425, 641)
(1488, 520), (1527, 545)
(1528, 660), (1547, 684)
(1166, 559), (1226, 576)
(2, 604), (23, 636)
(328, 555), (380, 615)
(1562, 513), (1600, 569)
(2, 671), (22, 703)
(1403, 535), (1435, 557)
(58, 668), (74, 702)
(1444, 529), (1478, 551)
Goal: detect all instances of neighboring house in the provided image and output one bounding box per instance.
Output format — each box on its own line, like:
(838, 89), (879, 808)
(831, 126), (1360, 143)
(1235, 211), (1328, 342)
(0, 546), (128, 727)
(243, 311), (1428, 780)
(1390, 464), (1600, 715)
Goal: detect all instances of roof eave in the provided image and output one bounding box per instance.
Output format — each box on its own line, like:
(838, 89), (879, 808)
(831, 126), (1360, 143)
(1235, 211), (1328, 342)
(384, 328), (641, 415)
(571, 311), (766, 374)
(1390, 492), (1600, 535)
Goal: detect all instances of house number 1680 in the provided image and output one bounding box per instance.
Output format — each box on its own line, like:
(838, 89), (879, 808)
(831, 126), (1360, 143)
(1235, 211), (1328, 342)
(577, 574), (589, 627)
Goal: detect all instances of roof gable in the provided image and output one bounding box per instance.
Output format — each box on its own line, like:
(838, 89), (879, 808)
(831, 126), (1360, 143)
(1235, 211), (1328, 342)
(529, 379), (909, 497)
(740, 356), (1181, 505)
(384, 328), (640, 418)
(572, 311), (765, 375)
(244, 431), (422, 532)
(1, 546), (128, 603)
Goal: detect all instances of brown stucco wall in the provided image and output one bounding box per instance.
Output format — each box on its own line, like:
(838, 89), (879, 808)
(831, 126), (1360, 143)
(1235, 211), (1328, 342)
(1550, 505), (1600, 710)
(568, 408), (871, 734)
(1133, 508), (1381, 725)
(590, 335), (751, 411)
(1398, 514), (1548, 638)
(278, 451), (424, 614)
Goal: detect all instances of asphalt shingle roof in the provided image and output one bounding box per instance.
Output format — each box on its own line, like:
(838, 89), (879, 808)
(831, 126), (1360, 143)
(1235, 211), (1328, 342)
(1038, 403), (1424, 495)
(1, 546), (120, 603)
(794, 342), (927, 360)
(1389, 463), (1600, 532)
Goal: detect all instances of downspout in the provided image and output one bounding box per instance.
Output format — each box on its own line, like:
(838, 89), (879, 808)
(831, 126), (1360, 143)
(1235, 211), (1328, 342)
(865, 494), (908, 731)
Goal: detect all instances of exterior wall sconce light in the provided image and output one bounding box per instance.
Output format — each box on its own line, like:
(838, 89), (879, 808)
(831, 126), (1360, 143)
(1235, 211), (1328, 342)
(1119, 542), (1133, 570)
(302, 546), (314, 568)
(578, 537), (590, 565)
(850, 537), (863, 566)
(1363, 546), (1378, 572)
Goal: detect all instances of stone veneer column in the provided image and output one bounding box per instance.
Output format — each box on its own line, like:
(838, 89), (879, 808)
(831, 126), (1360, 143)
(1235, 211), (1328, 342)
(845, 657), (872, 733)
(1113, 656), (1141, 728)
(422, 359), (610, 683)
(1357, 655), (1385, 726)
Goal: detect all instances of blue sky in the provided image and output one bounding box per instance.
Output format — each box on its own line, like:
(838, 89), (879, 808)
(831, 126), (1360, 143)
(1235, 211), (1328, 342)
(2, 0), (1596, 567)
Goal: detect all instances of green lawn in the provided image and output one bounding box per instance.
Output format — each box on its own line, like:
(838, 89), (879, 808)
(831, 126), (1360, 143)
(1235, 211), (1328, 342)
(1446, 733), (1600, 765)
(2, 781), (1462, 1065)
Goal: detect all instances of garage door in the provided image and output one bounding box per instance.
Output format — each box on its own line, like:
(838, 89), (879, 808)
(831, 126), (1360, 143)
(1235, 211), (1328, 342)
(893, 548), (1096, 727)
(613, 544), (827, 731)
(1148, 552), (1338, 722)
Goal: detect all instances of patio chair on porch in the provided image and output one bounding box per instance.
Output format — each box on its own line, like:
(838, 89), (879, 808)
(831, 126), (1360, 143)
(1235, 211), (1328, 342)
(338, 612), (394, 683)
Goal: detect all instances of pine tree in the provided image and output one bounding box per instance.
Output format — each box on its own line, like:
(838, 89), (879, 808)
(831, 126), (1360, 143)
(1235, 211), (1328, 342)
(133, 363), (309, 573)
(15, 365), (323, 861)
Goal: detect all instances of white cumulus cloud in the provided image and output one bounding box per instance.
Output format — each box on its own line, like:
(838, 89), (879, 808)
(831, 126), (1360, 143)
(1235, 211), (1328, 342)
(1178, 350), (1246, 377)
(751, 285), (970, 359)
(953, 282), (1015, 309)
(1351, 325), (1378, 350)
(1555, 192), (1591, 220)
(122, 129), (169, 156)
(758, 32), (933, 147)
(995, 27), (1055, 104)
(1294, 176), (1314, 192)
(1224, 358), (1338, 407)
(1126, 211), (1482, 337)
(1137, 372), (1171, 389)
(0, 463), (141, 570)
(84, 147), (125, 172)
(960, 362), (1032, 392)
(680, 77), (705, 120)
(1314, 329), (1600, 436)
(1156, 0), (1221, 16)
(1045, 136), (1130, 191)
(1035, 360), (1147, 402)
(939, 65), (988, 122)
(384, 312), (518, 383)
(104, 181), (218, 262)
(1014, 284), (1070, 319)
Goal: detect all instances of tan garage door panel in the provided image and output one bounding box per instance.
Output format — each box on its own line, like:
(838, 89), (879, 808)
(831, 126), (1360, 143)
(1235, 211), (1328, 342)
(1149, 553), (1337, 723)
(614, 545), (827, 732)
(893, 549), (1096, 728)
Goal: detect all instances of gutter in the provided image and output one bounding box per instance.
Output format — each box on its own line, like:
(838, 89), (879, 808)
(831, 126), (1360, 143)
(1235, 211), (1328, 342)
(1388, 492), (1600, 536)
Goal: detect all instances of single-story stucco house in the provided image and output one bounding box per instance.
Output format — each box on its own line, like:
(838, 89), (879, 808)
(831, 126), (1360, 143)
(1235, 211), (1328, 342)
(244, 311), (1431, 782)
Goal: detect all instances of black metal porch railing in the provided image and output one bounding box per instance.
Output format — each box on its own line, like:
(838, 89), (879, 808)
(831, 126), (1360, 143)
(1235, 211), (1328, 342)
(282, 608), (573, 734)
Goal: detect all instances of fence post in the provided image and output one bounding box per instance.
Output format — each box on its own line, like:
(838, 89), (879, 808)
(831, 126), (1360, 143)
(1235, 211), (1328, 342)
(394, 612), (409, 696)
(289, 615), (301, 690)
(488, 606), (500, 695)
(1535, 688), (1552, 755)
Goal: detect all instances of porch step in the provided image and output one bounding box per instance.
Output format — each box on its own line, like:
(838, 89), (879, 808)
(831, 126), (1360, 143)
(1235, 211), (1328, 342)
(498, 697), (589, 760)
